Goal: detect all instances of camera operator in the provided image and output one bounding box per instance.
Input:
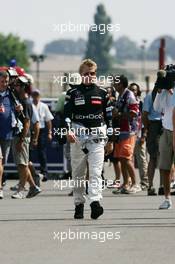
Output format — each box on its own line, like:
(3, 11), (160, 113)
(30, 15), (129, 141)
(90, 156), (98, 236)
(0, 70), (23, 199)
(11, 76), (41, 199)
(64, 59), (113, 219)
(153, 66), (175, 209)
(11, 103), (41, 190)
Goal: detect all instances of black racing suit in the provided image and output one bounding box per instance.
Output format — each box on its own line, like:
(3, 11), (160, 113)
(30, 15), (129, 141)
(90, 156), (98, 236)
(64, 83), (112, 130)
(63, 83), (113, 205)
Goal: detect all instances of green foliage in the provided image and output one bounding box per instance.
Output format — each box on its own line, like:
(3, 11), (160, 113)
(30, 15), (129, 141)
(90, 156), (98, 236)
(0, 33), (29, 69)
(85, 4), (113, 75)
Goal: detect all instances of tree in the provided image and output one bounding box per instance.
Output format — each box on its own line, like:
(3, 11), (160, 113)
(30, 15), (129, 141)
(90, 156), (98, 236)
(44, 38), (86, 55)
(114, 36), (140, 62)
(85, 4), (113, 75)
(0, 33), (29, 69)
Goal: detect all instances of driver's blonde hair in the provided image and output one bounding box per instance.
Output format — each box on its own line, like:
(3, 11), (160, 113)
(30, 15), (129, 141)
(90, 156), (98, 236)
(79, 59), (97, 74)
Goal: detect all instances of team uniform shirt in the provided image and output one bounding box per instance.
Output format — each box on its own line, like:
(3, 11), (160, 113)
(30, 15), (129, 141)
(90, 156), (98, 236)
(33, 101), (54, 129)
(64, 83), (112, 129)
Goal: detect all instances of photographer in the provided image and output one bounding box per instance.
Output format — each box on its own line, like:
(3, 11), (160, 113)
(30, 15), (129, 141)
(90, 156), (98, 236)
(153, 65), (175, 209)
(11, 76), (41, 199)
(0, 70), (22, 199)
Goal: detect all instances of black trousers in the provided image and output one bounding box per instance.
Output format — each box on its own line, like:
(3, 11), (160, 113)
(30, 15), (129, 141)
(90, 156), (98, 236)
(37, 129), (48, 176)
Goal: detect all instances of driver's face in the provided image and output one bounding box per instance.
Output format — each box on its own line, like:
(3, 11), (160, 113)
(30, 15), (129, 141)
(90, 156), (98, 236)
(81, 65), (97, 85)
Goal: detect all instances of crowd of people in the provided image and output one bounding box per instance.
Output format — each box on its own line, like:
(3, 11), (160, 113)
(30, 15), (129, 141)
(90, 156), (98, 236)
(0, 64), (54, 199)
(63, 59), (175, 218)
(1, 58), (175, 220)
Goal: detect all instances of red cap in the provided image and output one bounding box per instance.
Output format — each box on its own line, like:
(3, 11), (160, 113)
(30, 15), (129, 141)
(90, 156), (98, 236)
(14, 66), (26, 76)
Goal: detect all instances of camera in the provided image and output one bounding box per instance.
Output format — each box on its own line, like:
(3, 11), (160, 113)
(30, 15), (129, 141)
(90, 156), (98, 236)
(155, 64), (175, 90)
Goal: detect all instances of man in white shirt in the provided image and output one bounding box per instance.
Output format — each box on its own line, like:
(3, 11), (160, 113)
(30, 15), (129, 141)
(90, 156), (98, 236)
(154, 88), (175, 209)
(32, 89), (54, 181)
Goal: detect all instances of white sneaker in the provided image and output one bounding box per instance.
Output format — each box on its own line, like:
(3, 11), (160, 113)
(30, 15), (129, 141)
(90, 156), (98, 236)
(132, 184), (142, 193)
(128, 184), (142, 194)
(0, 189), (4, 199)
(126, 187), (136, 194)
(11, 191), (25, 199)
(159, 199), (172, 209)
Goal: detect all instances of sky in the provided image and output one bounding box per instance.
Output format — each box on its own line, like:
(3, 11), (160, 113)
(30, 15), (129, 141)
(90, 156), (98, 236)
(0, 0), (174, 53)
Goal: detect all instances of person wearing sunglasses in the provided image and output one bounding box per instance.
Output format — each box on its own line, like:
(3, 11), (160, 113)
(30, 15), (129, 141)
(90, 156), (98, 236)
(64, 59), (113, 220)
